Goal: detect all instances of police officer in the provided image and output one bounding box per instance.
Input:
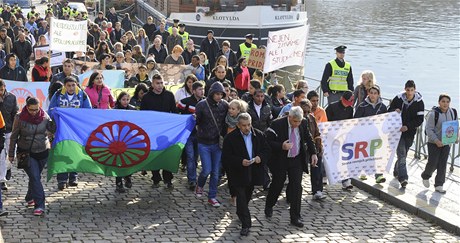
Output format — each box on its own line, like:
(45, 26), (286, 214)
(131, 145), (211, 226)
(177, 23), (189, 48)
(237, 33), (257, 60)
(27, 6), (36, 19)
(61, 2), (71, 19)
(320, 45), (354, 105)
(167, 19), (180, 34)
(70, 8), (79, 18)
(0, 4), (4, 15)
(45, 4), (53, 16)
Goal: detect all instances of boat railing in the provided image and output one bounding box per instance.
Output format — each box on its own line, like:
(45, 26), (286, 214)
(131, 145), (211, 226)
(296, 73), (460, 172)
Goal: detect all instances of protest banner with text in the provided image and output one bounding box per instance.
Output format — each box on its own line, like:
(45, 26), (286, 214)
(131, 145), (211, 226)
(34, 45), (66, 67)
(318, 112), (402, 184)
(263, 25), (309, 73)
(50, 18), (87, 52)
(247, 48), (266, 70)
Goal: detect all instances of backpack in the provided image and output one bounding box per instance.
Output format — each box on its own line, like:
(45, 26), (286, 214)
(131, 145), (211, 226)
(425, 106), (458, 135)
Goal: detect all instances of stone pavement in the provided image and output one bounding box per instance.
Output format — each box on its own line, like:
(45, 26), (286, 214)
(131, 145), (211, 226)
(352, 151), (460, 235)
(1, 165), (459, 242)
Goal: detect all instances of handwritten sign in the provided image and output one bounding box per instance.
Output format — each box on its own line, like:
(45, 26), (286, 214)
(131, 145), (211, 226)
(34, 45), (66, 67)
(263, 25), (309, 73)
(247, 48), (266, 70)
(50, 18), (87, 52)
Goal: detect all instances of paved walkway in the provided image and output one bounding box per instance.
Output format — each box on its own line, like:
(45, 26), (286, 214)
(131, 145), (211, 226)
(1, 163), (459, 242)
(352, 151), (460, 235)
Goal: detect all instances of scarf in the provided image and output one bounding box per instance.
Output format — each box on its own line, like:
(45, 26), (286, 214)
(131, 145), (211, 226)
(225, 113), (239, 129)
(19, 106), (45, 125)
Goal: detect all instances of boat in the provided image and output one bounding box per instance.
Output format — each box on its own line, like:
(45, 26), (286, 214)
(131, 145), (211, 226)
(135, 0), (308, 87)
(136, 0), (307, 48)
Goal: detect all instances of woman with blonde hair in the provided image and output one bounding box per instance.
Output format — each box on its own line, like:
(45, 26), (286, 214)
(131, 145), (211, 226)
(353, 70), (378, 107)
(164, 45), (185, 65)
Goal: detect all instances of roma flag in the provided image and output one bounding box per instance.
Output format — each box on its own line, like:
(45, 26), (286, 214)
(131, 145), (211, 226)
(47, 108), (195, 180)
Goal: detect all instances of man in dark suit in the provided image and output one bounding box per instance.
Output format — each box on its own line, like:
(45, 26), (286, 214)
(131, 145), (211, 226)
(264, 106), (318, 228)
(222, 113), (270, 236)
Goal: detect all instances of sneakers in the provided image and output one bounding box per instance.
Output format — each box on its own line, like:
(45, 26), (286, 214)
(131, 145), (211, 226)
(68, 181), (78, 187)
(342, 179), (353, 190)
(33, 209), (44, 216)
(166, 182), (174, 190)
(312, 191), (326, 200)
(0, 209), (8, 217)
(124, 177), (132, 189)
(27, 200), (35, 207)
(195, 186), (203, 197)
(400, 180), (408, 188)
(435, 186), (446, 193)
(322, 177), (328, 185)
(375, 175), (386, 184)
(208, 198), (221, 208)
(58, 183), (67, 191)
(359, 175), (368, 180)
(188, 182), (196, 191)
(116, 186), (126, 193)
(1, 182), (8, 190)
(422, 179), (430, 188)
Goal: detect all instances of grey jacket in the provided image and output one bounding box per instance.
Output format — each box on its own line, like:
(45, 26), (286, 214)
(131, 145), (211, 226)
(9, 112), (52, 155)
(425, 107), (457, 144)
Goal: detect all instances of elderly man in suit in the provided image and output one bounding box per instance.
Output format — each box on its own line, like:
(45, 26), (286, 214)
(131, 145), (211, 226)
(264, 106), (318, 228)
(222, 113), (270, 236)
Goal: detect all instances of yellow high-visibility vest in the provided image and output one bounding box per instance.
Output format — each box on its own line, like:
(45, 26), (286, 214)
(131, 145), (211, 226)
(239, 43), (257, 59)
(327, 59), (351, 91)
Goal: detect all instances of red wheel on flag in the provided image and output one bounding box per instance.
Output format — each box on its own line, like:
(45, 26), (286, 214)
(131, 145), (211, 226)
(86, 121), (151, 168)
(10, 88), (34, 109)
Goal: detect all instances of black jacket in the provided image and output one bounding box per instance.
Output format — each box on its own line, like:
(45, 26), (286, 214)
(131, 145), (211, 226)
(181, 49), (197, 65)
(12, 40), (33, 68)
(140, 88), (177, 113)
(354, 97), (387, 118)
(143, 23), (156, 41)
(265, 117), (317, 173)
(148, 45), (168, 63)
(205, 76), (229, 95)
(222, 128), (270, 187)
(216, 48), (237, 67)
(0, 90), (19, 132)
(195, 82), (229, 145)
(325, 100), (353, 121)
(0, 65), (28, 81)
(247, 100), (272, 132)
(389, 91), (425, 138)
(200, 37), (220, 68)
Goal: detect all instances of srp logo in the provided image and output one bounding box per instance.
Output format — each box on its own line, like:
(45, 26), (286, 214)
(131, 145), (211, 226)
(342, 139), (382, 160)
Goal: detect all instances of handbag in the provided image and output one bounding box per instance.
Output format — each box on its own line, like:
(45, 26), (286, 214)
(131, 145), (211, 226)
(17, 125), (38, 169)
(205, 100), (224, 149)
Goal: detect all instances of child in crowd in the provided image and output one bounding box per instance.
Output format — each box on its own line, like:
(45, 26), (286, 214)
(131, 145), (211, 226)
(113, 91), (136, 193)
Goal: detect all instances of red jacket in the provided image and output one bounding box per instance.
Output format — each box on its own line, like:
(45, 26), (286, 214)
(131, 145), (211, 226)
(234, 66), (250, 91)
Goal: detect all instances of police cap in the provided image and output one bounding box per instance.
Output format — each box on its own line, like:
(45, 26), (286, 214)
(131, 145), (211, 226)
(335, 45), (347, 53)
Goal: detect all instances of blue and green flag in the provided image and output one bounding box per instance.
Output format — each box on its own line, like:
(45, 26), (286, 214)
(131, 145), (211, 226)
(48, 108), (195, 180)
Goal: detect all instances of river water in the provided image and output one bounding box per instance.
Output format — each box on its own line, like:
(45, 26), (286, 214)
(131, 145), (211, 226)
(304, 0), (459, 108)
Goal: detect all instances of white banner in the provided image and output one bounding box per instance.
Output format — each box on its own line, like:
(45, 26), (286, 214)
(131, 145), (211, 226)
(263, 25), (309, 73)
(34, 45), (66, 67)
(50, 18), (87, 52)
(318, 112), (402, 184)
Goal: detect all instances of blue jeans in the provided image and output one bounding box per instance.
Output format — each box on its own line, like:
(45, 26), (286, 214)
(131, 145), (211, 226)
(197, 143), (221, 199)
(185, 135), (198, 183)
(57, 172), (78, 184)
(394, 135), (414, 182)
(25, 156), (47, 210)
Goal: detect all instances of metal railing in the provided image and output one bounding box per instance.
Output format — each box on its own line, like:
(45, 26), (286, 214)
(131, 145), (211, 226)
(287, 71), (460, 172)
